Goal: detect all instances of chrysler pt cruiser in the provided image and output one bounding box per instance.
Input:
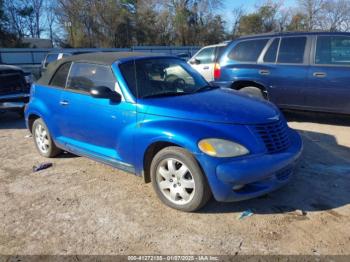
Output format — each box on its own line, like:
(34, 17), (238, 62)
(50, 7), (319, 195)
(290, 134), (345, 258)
(25, 52), (302, 211)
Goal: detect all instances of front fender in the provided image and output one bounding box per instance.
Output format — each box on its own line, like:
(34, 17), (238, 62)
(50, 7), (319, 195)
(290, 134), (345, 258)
(132, 114), (263, 176)
(133, 116), (203, 175)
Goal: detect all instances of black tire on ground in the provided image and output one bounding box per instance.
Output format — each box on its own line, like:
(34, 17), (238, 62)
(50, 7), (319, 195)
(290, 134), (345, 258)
(239, 86), (265, 100)
(32, 118), (61, 158)
(150, 146), (212, 212)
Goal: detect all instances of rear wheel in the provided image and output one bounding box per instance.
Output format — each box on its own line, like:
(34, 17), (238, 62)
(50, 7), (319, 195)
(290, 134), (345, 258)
(239, 86), (265, 100)
(32, 118), (61, 158)
(151, 146), (211, 212)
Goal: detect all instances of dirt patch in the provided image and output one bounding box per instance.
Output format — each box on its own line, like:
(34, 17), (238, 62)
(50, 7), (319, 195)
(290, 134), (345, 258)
(0, 111), (349, 255)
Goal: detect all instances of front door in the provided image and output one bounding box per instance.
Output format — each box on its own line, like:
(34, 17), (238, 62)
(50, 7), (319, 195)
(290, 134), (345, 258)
(58, 62), (136, 166)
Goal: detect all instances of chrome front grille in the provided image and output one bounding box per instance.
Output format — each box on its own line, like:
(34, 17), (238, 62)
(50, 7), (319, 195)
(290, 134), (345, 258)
(0, 72), (26, 95)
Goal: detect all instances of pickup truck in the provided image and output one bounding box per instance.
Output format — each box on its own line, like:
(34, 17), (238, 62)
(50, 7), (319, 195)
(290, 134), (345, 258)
(0, 64), (32, 116)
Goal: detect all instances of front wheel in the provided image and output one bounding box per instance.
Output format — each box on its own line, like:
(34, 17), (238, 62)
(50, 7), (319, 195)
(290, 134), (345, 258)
(32, 118), (61, 158)
(150, 146), (212, 212)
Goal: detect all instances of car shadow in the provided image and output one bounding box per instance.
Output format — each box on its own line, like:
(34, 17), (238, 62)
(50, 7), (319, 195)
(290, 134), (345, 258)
(200, 128), (350, 215)
(0, 112), (26, 129)
(283, 109), (350, 127)
(58, 151), (80, 159)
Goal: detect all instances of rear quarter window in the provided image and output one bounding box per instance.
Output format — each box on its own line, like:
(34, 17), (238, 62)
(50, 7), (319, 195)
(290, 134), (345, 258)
(215, 46), (227, 62)
(49, 62), (72, 88)
(228, 39), (269, 62)
(66, 63), (116, 93)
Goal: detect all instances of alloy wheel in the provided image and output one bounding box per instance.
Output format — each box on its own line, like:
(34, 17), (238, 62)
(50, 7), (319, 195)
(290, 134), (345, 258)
(156, 158), (195, 205)
(34, 123), (50, 154)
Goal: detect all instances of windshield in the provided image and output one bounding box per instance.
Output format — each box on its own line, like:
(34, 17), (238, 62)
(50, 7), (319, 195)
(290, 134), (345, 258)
(119, 58), (211, 98)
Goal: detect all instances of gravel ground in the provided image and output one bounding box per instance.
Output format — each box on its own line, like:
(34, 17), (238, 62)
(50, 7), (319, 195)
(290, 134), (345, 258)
(0, 110), (349, 255)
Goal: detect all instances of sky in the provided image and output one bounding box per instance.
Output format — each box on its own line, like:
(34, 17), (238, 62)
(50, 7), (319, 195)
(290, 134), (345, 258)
(221, 0), (298, 30)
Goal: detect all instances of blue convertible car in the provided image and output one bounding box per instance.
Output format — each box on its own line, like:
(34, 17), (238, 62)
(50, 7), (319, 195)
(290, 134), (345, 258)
(25, 52), (302, 211)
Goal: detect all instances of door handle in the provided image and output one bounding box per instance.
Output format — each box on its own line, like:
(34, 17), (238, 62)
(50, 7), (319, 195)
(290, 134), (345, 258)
(59, 100), (69, 106)
(203, 66), (209, 70)
(313, 72), (327, 78)
(259, 70), (270, 75)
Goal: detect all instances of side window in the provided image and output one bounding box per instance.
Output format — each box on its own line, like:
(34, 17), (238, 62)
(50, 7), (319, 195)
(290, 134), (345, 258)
(49, 62), (71, 88)
(264, 38), (280, 63)
(228, 39), (269, 62)
(45, 54), (59, 67)
(316, 36), (350, 65)
(194, 47), (215, 64)
(67, 63), (116, 92)
(277, 37), (306, 64)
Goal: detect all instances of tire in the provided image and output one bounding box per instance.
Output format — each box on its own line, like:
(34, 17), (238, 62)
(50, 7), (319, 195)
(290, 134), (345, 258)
(239, 86), (265, 100)
(32, 118), (61, 158)
(150, 146), (212, 212)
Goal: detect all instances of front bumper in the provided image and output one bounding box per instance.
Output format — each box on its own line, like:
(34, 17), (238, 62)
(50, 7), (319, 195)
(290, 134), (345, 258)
(0, 93), (30, 110)
(202, 130), (303, 202)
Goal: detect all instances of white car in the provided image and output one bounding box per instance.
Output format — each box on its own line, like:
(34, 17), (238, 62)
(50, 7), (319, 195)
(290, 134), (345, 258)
(188, 43), (227, 82)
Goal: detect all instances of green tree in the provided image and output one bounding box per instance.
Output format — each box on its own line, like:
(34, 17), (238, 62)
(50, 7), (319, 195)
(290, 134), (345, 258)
(237, 1), (280, 36)
(258, 4), (278, 32)
(200, 15), (226, 44)
(56, 0), (224, 47)
(238, 14), (263, 35)
(287, 13), (308, 31)
(134, 1), (158, 45)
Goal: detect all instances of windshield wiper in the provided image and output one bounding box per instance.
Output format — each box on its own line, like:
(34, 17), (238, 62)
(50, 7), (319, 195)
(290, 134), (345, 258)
(142, 91), (189, 98)
(192, 84), (219, 93)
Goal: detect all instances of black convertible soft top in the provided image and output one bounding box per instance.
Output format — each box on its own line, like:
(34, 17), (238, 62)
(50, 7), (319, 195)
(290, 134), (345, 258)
(37, 51), (169, 86)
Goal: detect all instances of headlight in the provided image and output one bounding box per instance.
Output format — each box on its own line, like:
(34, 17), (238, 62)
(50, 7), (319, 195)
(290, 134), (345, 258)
(198, 138), (249, 157)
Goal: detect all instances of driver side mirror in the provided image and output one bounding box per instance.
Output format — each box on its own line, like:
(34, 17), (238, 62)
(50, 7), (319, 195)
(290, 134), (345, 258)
(90, 86), (121, 103)
(189, 58), (200, 65)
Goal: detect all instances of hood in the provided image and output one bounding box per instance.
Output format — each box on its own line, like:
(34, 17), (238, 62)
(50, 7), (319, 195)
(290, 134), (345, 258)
(138, 88), (281, 125)
(0, 64), (23, 72)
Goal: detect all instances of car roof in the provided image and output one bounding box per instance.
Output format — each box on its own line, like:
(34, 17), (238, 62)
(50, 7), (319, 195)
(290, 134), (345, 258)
(236, 31), (350, 40)
(200, 43), (227, 49)
(46, 50), (94, 55)
(37, 52), (171, 86)
(58, 51), (168, 65)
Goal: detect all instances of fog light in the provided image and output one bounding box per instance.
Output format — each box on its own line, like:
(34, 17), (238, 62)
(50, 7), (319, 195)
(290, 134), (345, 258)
(233, 184), (245, 191)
